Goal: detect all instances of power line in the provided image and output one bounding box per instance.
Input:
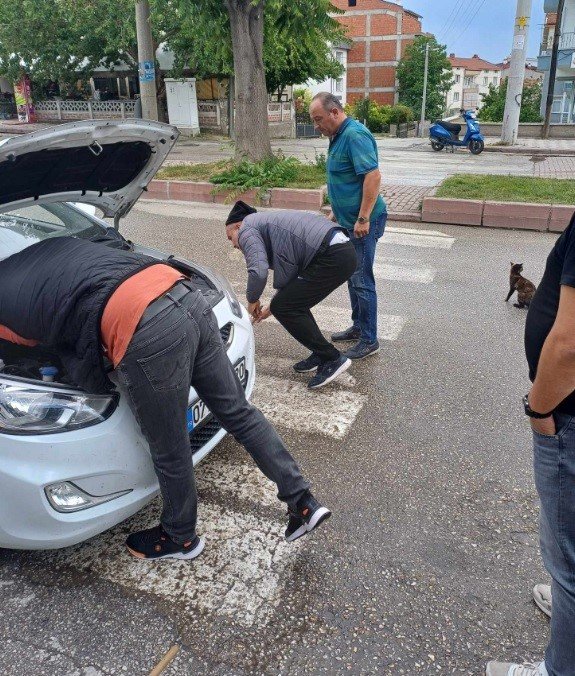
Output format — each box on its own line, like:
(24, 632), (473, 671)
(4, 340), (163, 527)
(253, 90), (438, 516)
(440, 0), (468, 43)
(449, 0), (489, 49)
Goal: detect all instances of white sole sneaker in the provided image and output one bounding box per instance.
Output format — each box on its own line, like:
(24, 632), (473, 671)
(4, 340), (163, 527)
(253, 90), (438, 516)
(285, 507), (332, 542)
(127, 536), (205, 561)
(533, 584), (552, 618)
(308, 358), (351, 390)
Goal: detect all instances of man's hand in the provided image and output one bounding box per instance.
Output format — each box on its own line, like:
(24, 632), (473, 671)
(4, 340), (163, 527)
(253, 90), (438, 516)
(530, 416), (556, 436)
(248, 300), (262, 321)
(354, 219), (370, 238)
(253, 306), (272, 324)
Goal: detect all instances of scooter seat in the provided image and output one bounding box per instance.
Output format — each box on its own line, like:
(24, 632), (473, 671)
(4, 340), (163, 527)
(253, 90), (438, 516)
(434, 120), (462, 135)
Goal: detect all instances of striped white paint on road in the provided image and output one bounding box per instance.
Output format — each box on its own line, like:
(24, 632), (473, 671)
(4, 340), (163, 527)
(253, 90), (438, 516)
(383, 226), (455, 250)
(251, 374), (367, 439)
(265, 306), (407, 342)
(256, 355), (359, 390)
(373, 261), (436, 284)
(45, 496), (296, 629)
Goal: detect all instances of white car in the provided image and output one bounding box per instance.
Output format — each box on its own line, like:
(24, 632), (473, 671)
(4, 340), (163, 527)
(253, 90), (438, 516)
(0, 120), (255, 550)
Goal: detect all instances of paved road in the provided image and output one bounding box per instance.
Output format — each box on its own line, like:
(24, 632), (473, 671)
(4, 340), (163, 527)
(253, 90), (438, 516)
(0, 202), (555, 674)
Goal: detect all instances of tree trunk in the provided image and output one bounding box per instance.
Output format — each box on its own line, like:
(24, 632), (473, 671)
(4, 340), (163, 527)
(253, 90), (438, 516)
(225, 0), (272, 162)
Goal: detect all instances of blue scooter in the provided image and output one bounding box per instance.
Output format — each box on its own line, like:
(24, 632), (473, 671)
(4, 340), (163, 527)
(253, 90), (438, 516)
(429, 109), (484, 155)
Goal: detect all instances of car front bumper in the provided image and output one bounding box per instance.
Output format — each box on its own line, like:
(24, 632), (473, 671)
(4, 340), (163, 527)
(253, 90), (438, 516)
(0, 299), (255, 550)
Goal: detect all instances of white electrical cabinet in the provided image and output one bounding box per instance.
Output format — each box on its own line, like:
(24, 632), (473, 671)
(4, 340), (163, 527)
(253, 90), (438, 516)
(165, 78), (200, 134)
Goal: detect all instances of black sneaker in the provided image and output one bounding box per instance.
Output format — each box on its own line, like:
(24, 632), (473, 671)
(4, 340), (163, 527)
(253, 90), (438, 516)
(331, 326), (361, 342)
(293, 353), (323, 373)
(308, 355), (351, 389)
(126, 524), (205, 560)
(343, 339), (380, 360)
(285, 492), (332, 542)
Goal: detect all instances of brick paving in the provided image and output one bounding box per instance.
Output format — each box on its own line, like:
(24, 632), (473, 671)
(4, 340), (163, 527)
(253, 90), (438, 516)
(381, 184), (432, 214)
(533, 156), (575, 179)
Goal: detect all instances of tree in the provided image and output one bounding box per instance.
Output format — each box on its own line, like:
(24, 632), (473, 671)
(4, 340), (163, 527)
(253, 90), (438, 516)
(396, 36), (453, 121)
(479, 80), (543, 123)
(0, 0), (345, 161)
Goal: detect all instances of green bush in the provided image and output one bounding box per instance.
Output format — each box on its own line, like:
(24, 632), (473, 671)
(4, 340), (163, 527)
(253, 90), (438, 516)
(210, 154), (300, 200)
(347, 97), (414, 132)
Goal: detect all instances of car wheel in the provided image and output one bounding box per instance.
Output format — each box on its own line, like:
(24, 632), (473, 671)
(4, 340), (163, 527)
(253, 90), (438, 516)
(468, 139), (484, 155)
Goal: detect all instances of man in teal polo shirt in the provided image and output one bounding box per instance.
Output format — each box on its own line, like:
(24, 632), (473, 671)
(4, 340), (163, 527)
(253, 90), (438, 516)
(309, 92), (387, 360)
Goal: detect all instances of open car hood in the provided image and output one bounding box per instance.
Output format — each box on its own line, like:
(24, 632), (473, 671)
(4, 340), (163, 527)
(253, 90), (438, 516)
(0, 119), (179, 219)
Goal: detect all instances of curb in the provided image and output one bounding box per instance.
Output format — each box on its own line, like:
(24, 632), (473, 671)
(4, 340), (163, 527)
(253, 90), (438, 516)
(484, 146), (575, 157)
(422, 196), (574, 233)
(147, 179), (326, 211)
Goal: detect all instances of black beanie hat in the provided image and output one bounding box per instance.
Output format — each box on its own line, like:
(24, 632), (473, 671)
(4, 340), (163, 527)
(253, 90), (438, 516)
(225, 200), (257, 226)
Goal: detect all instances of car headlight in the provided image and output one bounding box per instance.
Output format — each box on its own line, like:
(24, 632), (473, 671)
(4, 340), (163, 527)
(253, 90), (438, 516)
(215, 274), (244, 319)
(0, 382), (117, 435)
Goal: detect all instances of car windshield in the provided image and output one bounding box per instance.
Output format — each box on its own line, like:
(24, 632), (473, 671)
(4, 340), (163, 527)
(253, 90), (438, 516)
(0, 203), (106, 259)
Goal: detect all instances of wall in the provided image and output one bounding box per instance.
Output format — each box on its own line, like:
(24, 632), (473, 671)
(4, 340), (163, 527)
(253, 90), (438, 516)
(479, 121), (575, 138)
(329, 0), (422, 105)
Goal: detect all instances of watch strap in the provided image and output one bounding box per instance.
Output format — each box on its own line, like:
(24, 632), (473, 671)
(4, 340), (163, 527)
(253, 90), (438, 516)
(523, 394), (554, 419)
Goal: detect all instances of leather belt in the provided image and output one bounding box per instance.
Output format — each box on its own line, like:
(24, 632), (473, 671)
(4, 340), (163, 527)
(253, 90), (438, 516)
(138, 279), (193, 327)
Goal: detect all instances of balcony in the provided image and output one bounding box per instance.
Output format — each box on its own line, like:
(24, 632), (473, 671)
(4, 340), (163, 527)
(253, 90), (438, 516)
(540, 31), (575, 56)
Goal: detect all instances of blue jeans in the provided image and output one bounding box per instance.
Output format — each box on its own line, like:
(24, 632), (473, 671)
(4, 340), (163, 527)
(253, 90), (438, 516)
(533, 413), (575, 676)
(348, 213), (387, 344)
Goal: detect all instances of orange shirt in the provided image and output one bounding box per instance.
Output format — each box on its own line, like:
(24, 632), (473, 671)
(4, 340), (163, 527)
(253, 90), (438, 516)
(0, 263), (184, 369)
(100, 264), (184, 367)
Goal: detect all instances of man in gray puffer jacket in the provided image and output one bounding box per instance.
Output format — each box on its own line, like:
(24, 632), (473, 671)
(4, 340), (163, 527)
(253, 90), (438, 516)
(225, 201), (357, 389)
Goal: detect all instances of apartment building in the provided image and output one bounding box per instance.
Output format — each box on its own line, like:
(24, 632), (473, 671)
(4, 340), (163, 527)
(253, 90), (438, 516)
(539, 0), (575, 123)
(330, 0), (422, 105)
(445, 54), (502, 114)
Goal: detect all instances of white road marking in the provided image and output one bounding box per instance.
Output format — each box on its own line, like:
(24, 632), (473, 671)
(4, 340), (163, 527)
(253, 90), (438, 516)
(373, 261), (436, 284)
(384, 227), (455, 250)
(266, 306), (406, 342)
(197, 457), (280, 508)
(45, 498), (297, 629)
(256, 355), (358, 389)
(252, 374), (367, 439)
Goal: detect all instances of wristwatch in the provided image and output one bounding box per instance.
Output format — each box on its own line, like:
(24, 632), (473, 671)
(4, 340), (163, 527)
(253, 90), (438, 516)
(357, 216), (368, 224)
(523, 394), (554, 419)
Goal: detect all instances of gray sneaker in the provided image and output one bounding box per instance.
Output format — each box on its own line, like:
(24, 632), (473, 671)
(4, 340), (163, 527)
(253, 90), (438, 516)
(485, 661), (545, 676)
(331, 326), (361, 342)
(343, 339), (380, 360)
(533, 583), (552, 618)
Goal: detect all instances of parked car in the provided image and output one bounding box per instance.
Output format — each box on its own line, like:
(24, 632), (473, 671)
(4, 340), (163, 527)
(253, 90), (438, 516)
(0, 120), (255, 550)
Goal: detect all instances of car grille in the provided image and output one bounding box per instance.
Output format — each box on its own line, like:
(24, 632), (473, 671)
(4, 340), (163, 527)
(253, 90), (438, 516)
(219, 322), (234, 348)
(190, 361), (248, 453)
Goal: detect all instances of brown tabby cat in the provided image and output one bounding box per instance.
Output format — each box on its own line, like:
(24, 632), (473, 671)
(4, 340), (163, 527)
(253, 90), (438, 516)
(505, 262), (536, 309)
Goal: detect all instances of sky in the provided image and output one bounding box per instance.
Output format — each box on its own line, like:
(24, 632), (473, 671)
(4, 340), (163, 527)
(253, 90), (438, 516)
(403, 0), (546, 64)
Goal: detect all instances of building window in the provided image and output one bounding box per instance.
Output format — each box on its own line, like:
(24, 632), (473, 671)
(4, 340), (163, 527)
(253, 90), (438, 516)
(455, 74), (461, 83)
(483, 77), (488, 85)
(335, 51), (344, 64)
(453, 92), (460, 102)
(493, 77), (498, 85)
(464, 77), (474, 87)
(335, 78), (343, 93)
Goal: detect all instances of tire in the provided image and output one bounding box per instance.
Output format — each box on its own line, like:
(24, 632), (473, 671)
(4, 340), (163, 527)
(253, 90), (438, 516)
(468, 139), (484, 155)
(430, 139), (444, 151)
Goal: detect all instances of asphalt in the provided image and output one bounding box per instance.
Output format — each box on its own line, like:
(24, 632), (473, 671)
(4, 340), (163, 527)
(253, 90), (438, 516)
(0, 201), (555, 674)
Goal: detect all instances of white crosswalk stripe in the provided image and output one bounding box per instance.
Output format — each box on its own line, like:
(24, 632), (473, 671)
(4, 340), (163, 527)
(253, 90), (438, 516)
(384, 226), (455, 249)
(266, 306), (407, 342)
(373, 260), (436, 284)
(251, 373), (367, 440)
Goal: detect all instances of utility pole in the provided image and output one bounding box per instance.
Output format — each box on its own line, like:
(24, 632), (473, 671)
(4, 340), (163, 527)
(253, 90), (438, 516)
(542, 0), (566, 138)
(419, 42), (430, 138)
(501, 0), (532, 145)
(135, 0), (158, 121)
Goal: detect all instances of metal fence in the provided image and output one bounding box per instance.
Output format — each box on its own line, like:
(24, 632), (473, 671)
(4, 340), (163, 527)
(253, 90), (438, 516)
(34, 99), (137, 121)
(0, 99), (16, 120)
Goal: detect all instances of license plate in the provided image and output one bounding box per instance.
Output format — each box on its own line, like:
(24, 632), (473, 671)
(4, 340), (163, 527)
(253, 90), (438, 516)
(187, 358), (246, 433)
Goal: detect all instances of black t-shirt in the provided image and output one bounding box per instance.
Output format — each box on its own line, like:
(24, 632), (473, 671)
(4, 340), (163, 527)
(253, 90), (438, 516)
(525, 215), (575, 414)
